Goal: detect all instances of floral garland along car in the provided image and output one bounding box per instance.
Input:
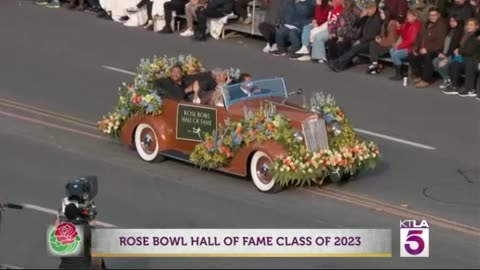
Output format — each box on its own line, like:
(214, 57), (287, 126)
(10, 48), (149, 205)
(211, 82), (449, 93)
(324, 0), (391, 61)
(98, 55), (380, 192)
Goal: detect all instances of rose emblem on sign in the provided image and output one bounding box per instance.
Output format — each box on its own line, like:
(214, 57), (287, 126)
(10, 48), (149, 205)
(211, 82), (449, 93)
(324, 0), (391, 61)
(49, 223), (81, 254)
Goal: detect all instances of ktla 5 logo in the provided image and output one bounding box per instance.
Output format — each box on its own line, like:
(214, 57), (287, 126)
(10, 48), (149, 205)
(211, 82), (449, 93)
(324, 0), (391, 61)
(400, 220), (429, 257)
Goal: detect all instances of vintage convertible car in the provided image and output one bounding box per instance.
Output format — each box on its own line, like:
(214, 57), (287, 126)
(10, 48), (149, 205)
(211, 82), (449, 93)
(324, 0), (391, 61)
(118, 78), (330, 193)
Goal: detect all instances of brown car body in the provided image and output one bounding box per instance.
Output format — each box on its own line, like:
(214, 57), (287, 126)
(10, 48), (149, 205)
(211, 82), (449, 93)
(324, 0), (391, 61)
(120, 95), (328, 177)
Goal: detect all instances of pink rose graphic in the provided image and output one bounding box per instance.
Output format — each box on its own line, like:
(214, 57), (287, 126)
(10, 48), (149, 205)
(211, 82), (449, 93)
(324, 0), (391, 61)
(54, 223), (78, 245)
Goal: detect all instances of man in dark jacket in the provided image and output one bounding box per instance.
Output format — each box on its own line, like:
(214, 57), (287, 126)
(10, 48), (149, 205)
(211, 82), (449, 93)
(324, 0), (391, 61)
(447, 0), (474, 22)
(330, 0), (381, 71)
(272, 0), (315, 57)
(159, 0), (189, 33)
(154, 65), (216, 101)
(194, 0), (234, 41)
(258, 0), (290, 53)
(408, 7), (448, 88)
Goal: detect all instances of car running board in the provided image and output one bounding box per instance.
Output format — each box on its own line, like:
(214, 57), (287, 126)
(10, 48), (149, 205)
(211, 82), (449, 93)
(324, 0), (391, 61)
(159, 149), (245, 177)
(159, 149), (192, 163)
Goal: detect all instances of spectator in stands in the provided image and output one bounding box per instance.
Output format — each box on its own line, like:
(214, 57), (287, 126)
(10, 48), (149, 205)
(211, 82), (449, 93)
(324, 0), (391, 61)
(383, 0), (408, 23)
(181, 0), (206, 37)
(35, 0), (61, 8)
(259, 0), (290, 53)
(126, 0), (154, 29)
(233, 0), (252, 24)
(86, 0), (102, 13)
(432, 16), (464, 89)
(330, 0), (382, 71)
(325, 0), (362, 61)
(311, 0), (344, 63)
(366, 7), (399, 74)
(159, 0), (189, 33)
(195, 0), (234, 41)
(448, 0), (474, 22)
(445, 18), (480, 96)
(67, 0), (85, 10)
(291, 0), (330, 61)
(272, 0), (316, 57)
(389, 9), (422, 80)
(273, 0), (315, 59)
(407, 7), (447, 88)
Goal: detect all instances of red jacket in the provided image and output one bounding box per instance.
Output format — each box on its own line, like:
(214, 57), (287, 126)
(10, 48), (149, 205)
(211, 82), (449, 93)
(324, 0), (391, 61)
(396, 20), (422, 52)
(327, 5), (344, 34)
(314, 4), (329, 26)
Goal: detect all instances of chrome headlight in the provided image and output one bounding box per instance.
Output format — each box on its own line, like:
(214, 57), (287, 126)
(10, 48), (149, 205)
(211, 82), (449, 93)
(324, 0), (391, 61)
(293, 130), (304, 143)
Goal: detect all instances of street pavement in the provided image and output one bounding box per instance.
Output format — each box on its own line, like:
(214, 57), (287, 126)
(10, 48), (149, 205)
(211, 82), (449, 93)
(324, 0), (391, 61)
(0, 0), (479, 268)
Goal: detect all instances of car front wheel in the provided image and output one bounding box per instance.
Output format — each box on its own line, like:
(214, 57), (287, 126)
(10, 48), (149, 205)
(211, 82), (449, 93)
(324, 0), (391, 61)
(250, 151), (283, 193)
(134, 123), (165, 162)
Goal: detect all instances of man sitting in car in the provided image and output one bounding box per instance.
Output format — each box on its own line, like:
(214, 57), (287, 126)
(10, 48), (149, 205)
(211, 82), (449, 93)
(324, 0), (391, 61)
(153, 64), (216, 101)
(192, 68), (231, 105)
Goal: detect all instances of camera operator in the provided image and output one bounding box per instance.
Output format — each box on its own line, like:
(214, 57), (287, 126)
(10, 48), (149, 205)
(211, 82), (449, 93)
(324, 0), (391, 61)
(58, 203), (105, 269)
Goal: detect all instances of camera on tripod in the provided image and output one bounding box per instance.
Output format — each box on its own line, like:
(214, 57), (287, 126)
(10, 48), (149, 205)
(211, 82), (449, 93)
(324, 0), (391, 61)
(58, 176), (98, 223)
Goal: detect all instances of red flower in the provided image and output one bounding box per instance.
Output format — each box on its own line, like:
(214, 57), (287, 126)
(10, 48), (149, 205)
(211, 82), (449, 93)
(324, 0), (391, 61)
(54, 223), (78, 245)
(131, 94), (142, 105)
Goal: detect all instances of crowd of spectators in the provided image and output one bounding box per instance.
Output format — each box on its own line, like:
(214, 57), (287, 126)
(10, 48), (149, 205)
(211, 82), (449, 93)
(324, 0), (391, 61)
(33, 0), (480, 100)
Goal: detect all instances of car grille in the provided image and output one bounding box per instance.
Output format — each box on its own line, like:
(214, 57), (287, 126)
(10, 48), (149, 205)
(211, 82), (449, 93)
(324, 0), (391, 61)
(302, 117), (329, 152)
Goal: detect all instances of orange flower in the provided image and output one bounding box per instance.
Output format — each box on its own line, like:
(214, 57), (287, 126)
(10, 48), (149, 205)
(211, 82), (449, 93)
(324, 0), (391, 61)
(266, 123), (274, 131)
(235, 127), (242, 136)
(205, 142), (213, 150)
(131, 94), (142, 105)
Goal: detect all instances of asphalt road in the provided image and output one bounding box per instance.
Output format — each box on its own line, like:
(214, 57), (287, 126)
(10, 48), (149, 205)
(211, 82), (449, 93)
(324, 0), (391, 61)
(0, 0), (479, 268)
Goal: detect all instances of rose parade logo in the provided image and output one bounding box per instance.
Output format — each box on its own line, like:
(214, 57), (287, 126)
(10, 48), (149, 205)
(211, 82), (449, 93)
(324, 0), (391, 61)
(47, 223), (84, 256)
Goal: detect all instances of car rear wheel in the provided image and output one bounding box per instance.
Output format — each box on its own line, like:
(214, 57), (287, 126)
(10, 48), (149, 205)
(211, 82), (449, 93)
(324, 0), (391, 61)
(134, 123), (165, 162)
(250, 151), (283, 193)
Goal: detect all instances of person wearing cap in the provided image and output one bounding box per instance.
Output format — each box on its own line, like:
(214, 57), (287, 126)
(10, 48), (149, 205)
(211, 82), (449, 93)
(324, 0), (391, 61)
(329, 0), (382, 71)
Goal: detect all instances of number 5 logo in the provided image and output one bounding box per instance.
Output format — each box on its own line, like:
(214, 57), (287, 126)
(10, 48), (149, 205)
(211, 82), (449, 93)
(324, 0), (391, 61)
(404, 230), (425, 255)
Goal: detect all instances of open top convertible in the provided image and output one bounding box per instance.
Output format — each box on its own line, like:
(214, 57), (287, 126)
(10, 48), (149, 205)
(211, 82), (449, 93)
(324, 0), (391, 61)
(98, 55), (379, 193)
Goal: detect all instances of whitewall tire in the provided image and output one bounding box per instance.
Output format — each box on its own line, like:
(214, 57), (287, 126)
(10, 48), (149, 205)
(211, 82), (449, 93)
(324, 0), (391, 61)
(250, 151), (282, 193)
(134, 123), (165, 162)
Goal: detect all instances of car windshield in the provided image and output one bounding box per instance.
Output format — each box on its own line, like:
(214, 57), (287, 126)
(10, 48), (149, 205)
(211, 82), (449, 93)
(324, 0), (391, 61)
(221, 78), (288, 109)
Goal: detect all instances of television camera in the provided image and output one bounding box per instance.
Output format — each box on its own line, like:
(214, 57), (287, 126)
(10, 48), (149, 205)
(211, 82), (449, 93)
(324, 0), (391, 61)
(58, 176), (98, 223)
